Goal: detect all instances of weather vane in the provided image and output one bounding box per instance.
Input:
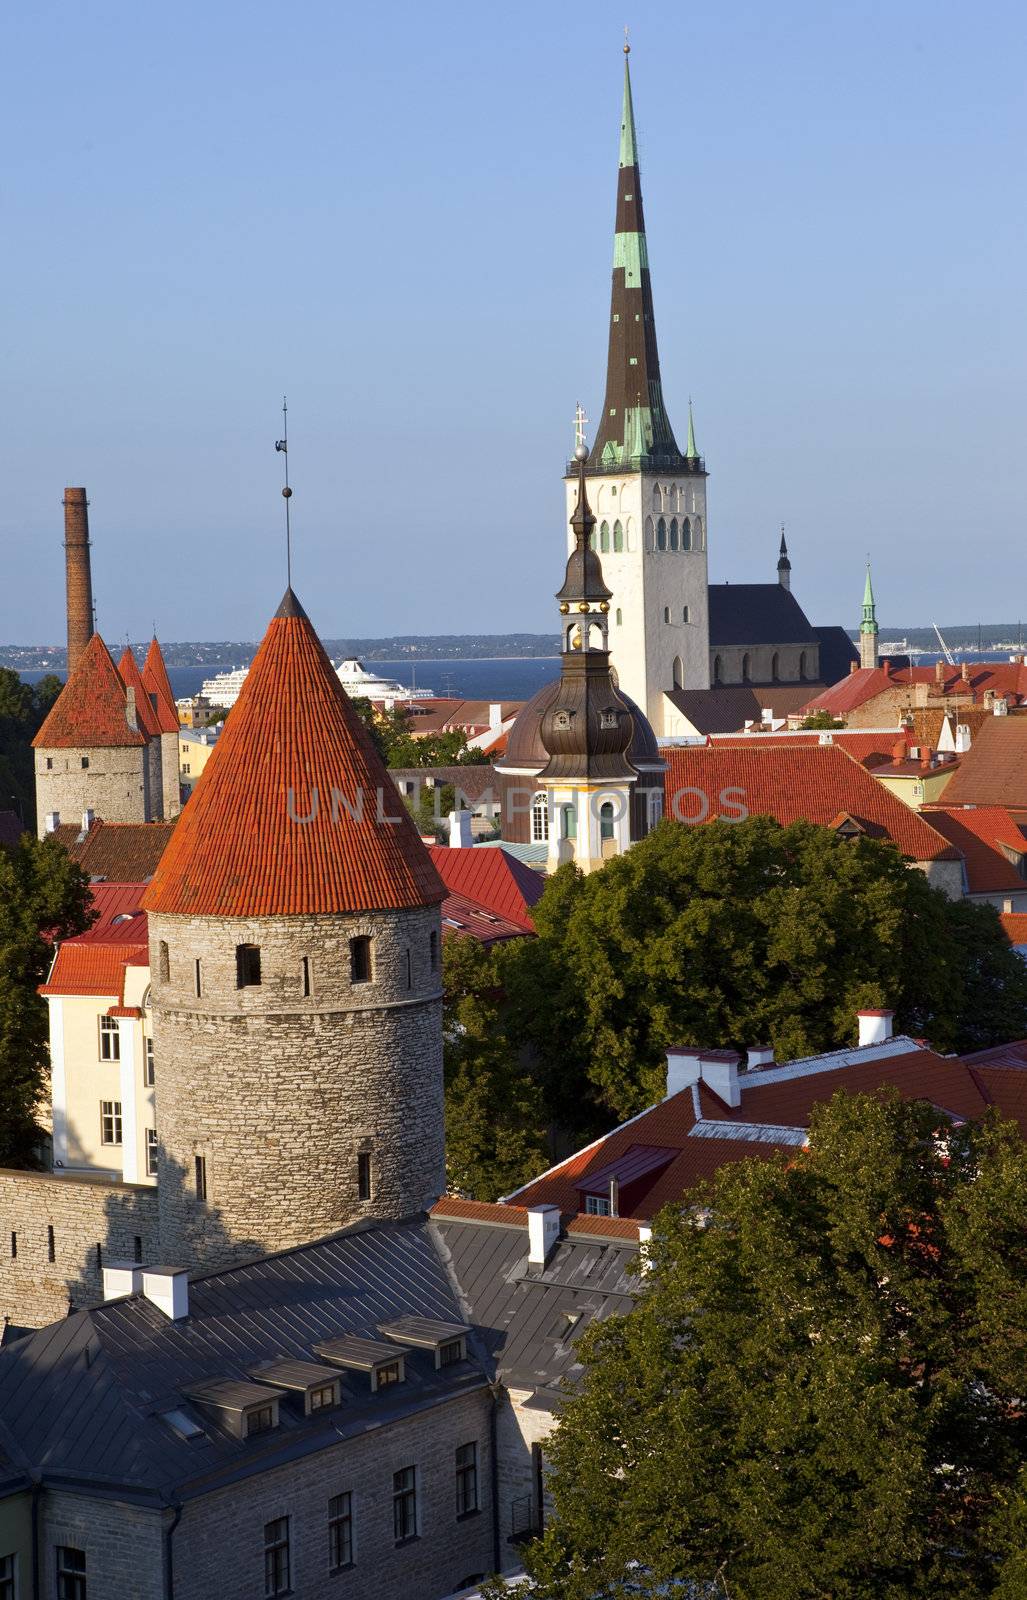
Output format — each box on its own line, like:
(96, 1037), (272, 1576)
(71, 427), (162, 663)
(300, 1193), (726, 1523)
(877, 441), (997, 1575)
(275, 397), (292, 588)
(574, 402), (589, 452)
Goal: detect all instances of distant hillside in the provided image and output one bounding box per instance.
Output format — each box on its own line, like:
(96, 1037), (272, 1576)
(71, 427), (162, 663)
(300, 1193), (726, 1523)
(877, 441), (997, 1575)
(0, 634), (562, 672)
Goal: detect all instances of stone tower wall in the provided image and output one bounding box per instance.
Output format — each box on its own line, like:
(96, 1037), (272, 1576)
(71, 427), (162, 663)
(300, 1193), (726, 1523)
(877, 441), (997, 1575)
(148, 906), (444, 1270)
(160, 729), (181, 818)
(34, 744), (151, 837)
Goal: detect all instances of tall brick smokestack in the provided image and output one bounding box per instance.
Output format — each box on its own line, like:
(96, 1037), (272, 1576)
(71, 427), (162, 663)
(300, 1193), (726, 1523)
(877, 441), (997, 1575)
(63, 488), (94, 674)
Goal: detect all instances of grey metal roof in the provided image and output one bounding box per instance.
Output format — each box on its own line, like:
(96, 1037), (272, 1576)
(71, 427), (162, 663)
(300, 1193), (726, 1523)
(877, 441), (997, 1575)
(184, 1379), (285, 1412)
(708, 583), (817, 647)
(431, 1217), (638, 1395)
(249, 1359), (341, 1391)
(313, 1335), (404, 1371)
(0, 1218), (489, 1503)
(379, 1316), (468, 1348)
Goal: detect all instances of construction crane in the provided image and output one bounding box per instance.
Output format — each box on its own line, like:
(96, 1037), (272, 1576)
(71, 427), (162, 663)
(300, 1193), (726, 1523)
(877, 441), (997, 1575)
(933, 623), (956, 667)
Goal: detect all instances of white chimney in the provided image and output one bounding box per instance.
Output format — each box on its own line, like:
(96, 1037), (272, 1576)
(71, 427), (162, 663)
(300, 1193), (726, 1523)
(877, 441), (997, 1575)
(44, 811), (60, 834)
(81, 808), (95, 832)
(448, 809), (473, 849)
(665, 1048), (702, 1099)
(699, 1051), (742, 1109)
(527, 1205), (561, 1267)
(746, 1045), (775, 1071)
(489, 702), (503, 732)
(995, 697), (1009, 717)
(142, 1266), (189, 1320)
(760, 708), (773, 723)
(102, 1262), (144, 1301)
(857, 1009), (894, 1048)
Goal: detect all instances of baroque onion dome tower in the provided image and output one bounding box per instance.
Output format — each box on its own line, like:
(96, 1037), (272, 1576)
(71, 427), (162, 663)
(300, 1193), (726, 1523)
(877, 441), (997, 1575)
(497, 450), (665, 870)
(142, 587), (447, 1271)
(568, 45), (711, 731)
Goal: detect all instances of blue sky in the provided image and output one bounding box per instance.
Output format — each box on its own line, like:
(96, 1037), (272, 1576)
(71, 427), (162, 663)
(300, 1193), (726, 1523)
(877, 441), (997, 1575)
(2, 0), (1025, 644)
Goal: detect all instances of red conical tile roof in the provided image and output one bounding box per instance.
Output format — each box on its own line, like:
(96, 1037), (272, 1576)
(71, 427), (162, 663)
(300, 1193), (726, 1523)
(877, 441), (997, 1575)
(143, 590), (445, 917)
(33, 634), (147, 749)
(117, 647), (162, 739)
(142, 637), (180, 734)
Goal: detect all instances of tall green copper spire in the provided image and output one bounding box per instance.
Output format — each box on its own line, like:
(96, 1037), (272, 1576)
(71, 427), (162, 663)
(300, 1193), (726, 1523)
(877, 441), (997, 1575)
(686, 398), (699, 460)
(859, 559), (879, 669)
(619, 50), (638, 169)
(587, 44), (694, 476)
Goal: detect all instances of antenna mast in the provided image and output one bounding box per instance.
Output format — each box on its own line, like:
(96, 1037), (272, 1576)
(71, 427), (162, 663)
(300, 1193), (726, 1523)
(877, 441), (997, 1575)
(275, 397), (292, 588)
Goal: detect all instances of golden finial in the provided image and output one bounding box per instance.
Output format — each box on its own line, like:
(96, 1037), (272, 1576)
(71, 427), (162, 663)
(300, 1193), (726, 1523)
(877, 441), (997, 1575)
(623, 26), (630, 54)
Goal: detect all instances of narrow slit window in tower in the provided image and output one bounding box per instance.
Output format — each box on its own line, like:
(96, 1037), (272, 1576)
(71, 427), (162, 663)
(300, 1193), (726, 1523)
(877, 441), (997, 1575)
(195, 1155), (207, 1202)
(350, 936), (372, 984)
(236, 944), (261, 988)
(358, 1151), (373, 1201)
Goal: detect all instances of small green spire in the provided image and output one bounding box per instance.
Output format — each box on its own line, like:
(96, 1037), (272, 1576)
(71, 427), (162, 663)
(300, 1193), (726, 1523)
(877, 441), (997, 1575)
(619, 48), (638, 169)
(686, 398), (699, 460)
(861, 560), (878, 635)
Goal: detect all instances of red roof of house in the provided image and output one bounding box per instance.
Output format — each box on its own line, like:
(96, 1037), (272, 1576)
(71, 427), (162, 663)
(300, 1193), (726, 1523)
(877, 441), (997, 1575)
(116, 648), (162, 739)
(661, 744), (960, 862)
(921, 806), (1027, 894)
(999, 914), (1027, 947)
(710, 729), (910, 767)
(440, 893), (531, 945)
(40, 939), (148, 998)
(141, 637), (180, 734)
(143, 590), (445, 917)
(430, 1194), (647, 1242)
(33, 635), (147, 750)
(802, 662), (1027, 720)
(53, 819), (176, 882)
(428, 845), (544, 932)
(79, 883), (149, 941)
(932, 718), (1027, 811)
(508, 1038), (1002, 1221)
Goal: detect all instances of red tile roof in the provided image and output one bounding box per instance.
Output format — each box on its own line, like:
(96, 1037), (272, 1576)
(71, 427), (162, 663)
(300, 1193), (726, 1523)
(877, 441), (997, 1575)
(710, 729), (909, 767)
(440, 893), (531, 945)
(430, 1194), (646, 1240)
(33, 635), (147, 750)
(507, 1039), (1004, 1221)
(661, 744), (960, 862)
(803, 663), (1027, 720)
(116, 648), (161, 739)
(40, 940), (147, 998)
(932, 718), (1027, 811)
(921, 807), (1027, 894)
(79, 883), (149, 940)
(143, 590), (445, 917)
(428, 845), (544, 932)
(53, 819), (177, 882)
(141, 638), (180, 734)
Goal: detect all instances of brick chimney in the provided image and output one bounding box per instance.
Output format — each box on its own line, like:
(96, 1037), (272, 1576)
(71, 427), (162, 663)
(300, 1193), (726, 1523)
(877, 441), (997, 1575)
(63, 488), (94, 675)
(935, 660), (946, 685)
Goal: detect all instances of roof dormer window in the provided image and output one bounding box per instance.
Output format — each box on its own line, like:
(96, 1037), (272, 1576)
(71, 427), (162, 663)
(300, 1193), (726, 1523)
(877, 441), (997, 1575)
(378, 1317), (470, 1371)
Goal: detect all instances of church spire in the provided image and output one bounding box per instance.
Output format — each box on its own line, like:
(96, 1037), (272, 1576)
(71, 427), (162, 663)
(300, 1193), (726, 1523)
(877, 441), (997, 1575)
(859, 559), (879, 670)
(777, 525), (791, 591)
(587, 46), (688, 474)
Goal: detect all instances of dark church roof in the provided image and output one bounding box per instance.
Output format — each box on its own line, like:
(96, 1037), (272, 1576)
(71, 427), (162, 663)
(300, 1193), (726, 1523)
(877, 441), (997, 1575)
(665, 684), (829, 736)
(499, 679), (661, 772)
(708, 584), (818, 648)
(812, 625), (860, 685)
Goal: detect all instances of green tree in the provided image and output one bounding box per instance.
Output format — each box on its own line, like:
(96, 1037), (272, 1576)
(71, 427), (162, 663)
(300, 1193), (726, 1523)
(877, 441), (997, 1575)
(0, 834), (94, 1165)
(800, 709), (844, 729)
(486, 818), (1027, 1127)
(0, 669), (65, 835)
(442, 935), (548, 1199)
(499, 1092), (1027, 1599)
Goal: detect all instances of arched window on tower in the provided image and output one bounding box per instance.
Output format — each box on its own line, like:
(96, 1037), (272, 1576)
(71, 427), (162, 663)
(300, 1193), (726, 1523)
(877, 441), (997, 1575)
(615, 607), (622, 625)
(599, 801), (615, 841)
(669, 518), (679, 551)
(771, 652), (780, 682)
(561, 804), (576, 841)
(531, 791), (549, 843)
(613, 519), (624, 552)
(742, 653), (752, 683)
(657, 517), (667, 551)
(693, 516), (703, 549)
(644, 515), (654, 551)
(652, 484), (662, 512)
(713, 655), (723, 684)
(589, 526), (598, 552)
(799, 650), (809, 680)
(672, 656), (683, 688)
(600, 520), (610, 553)
(681, 517), (692, 551)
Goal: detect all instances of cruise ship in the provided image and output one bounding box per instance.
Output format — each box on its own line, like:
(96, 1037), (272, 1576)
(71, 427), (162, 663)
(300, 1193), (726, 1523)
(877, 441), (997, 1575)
(200, 658), (434, 710)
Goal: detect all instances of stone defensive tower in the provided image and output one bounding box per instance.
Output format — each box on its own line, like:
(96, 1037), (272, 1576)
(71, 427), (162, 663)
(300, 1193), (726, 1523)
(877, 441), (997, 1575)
(142, 587), (447, 1271)
(63, 488), (94, 676)
(142, 635), (184, 818)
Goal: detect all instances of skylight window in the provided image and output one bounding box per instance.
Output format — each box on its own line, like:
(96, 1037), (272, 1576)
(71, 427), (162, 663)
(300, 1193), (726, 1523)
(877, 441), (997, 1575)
(160, 1408), (204, 1440)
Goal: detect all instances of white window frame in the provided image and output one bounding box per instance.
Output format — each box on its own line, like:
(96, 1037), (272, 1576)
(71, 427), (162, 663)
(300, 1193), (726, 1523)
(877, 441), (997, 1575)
(99, 1016), (120, 1062)
(100, 1100), (122, 1146)
(530, 791), (549, 844)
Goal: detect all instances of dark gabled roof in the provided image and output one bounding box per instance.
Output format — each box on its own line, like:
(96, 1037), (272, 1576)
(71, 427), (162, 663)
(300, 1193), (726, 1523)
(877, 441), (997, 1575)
(0, 1218), (488, 1501)
(53, 819), (177, 883)
(430, 1215), (637, 1396)
(665, 683), (828, 736)
(708, 584), (818, 647)
(812, 625), (860, 685)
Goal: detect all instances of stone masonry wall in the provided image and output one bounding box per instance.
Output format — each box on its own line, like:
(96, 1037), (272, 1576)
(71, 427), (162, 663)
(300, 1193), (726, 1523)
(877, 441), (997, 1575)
(0, 1169), (159, 1326)
(710, 642), (817, 688)
(161, 728), (181, 817)
(495, 1389), (554, 1570)
(173, 1388), (494, 1600)
(42, 1490), (167, 1600)
(149, 906), (445, 1270)
(34, 743), (150, 836)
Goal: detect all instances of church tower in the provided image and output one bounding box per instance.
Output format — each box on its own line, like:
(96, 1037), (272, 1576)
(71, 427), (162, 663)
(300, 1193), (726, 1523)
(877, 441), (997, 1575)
(142, 588), (446, 1270)
(860, 561), (879, 670)
(566, 45), (710, 733)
